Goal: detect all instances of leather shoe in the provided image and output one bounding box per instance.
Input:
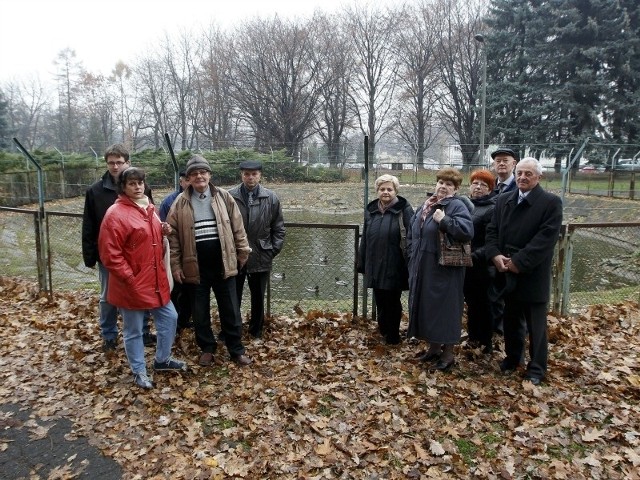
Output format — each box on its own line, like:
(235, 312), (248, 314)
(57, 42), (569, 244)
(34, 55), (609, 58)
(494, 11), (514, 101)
(198, 352), (214, 367)
(429, 358), (455, 372)
(417, 351), (441, 363)
(499, 359), (519, 374)
(524, 376), (542, 386)
(232, 354), (252, 366)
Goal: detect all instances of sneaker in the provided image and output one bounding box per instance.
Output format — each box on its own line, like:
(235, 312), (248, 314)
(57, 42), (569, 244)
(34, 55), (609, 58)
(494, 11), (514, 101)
(143, 333), (157, 347)
(102, 339), (117, 352)
(134, 372), (153, 389)
(154, 356), (188, 372)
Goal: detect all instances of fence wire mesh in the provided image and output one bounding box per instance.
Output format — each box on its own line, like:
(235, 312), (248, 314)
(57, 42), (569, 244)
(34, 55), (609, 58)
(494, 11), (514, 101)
(563, 224), (640, 311)
(269, 224), (359, 317)
(1, 208), (639, 318)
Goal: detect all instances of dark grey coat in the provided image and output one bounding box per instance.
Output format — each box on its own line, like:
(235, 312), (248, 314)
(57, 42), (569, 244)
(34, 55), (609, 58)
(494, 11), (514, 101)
(358, 196), (414, 290)
(229, 184), (285, 273)
(406, 196), (474, 343)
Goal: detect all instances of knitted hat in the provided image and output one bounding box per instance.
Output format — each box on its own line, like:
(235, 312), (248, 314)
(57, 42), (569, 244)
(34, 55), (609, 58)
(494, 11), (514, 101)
(470, 168), (496, 190)
(185, 155), (212, 176)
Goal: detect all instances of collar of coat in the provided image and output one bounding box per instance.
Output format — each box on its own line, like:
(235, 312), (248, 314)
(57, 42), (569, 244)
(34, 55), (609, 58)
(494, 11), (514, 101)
(366, 195), (408, 214)
(186, 183), (218, 199)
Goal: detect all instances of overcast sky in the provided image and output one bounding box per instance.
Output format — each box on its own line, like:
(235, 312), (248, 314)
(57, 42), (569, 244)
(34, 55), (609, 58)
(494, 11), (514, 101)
(0, 0), (386, 83)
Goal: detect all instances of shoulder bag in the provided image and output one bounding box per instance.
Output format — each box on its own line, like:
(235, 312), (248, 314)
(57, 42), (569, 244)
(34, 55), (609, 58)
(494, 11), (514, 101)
(437, 206), (472, 267)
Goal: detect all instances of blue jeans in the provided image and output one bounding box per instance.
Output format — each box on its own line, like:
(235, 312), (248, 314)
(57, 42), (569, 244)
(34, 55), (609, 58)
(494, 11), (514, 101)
(120, 302), (177, 375)
(98, 262), (151, 340)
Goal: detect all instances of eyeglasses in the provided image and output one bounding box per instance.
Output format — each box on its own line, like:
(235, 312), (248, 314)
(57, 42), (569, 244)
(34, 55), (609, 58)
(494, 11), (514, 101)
(471, 181), (489, 188)
(189, 169), (210, 177)
(107, 161), (127, 167)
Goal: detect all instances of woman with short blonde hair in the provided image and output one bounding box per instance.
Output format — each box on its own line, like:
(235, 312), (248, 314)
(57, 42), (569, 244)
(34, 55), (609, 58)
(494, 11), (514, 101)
(358, 174), (414, 345)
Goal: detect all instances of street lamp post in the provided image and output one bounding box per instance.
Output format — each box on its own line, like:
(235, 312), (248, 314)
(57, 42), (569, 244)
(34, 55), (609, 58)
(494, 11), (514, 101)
(474, 34), (487, 165)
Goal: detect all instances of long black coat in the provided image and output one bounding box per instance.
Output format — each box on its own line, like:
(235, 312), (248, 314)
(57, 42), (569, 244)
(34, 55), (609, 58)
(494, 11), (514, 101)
(406, 195), (473, 343)
(485, 185), (563, 303)
(358, 196), (414, 290)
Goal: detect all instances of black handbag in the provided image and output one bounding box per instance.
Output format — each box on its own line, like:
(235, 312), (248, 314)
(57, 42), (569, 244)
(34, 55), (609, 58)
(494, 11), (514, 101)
(438, 231), (472, 267)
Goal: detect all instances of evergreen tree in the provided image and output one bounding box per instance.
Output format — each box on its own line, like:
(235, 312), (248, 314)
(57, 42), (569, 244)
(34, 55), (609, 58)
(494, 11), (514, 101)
(485, 0), (639, 167)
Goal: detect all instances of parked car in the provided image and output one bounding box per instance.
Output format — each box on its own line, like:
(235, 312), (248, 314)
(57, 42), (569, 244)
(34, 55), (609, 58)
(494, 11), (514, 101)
(615, 159), (640, 171)
(580, 164), (605, 173)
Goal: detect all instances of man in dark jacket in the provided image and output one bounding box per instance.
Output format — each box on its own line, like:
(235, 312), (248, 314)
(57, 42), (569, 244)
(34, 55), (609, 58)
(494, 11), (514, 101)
(485, 157), (563, 385)
(229, 160), (285, 339)
(488, 146), (519, 336)
(82, 144), (155, 352)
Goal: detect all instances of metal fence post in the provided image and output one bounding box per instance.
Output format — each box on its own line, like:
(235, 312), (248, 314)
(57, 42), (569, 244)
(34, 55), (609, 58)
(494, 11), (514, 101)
(552, 224), (567, 315)
(13, 138), (51, 295)
(560, 226), (575, 316)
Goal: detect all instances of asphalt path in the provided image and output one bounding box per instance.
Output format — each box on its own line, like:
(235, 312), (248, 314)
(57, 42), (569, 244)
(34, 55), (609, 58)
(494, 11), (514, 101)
(0, 403), (122, 479)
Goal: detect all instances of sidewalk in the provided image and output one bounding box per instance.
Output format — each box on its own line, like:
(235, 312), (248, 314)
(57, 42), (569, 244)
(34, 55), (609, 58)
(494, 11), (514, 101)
(0, 403), (122, 479)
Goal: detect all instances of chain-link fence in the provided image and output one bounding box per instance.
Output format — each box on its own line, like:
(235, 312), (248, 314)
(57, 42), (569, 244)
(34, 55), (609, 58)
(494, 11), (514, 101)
(555, 223), (640, 314)
(1, 207), (638, 316)
(0, 209), (364, 317)
(2, 164), (639, 209)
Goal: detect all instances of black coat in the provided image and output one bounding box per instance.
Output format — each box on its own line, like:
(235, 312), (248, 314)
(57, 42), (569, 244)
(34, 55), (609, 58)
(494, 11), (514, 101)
(358, 196), (414, 290)
(485, 185), (562, 303)
(467, 194), (495, 264)
(82, 171), (153, 268)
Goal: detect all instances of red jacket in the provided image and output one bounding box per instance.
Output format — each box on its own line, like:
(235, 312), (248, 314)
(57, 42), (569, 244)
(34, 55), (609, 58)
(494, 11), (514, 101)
(98, 195), (171, 310)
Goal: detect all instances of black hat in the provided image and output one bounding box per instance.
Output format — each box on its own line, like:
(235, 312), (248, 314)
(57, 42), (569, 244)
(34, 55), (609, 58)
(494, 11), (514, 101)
(179, 169), (186, 177)
(239, 160), (263, 171)
(185, 155), (212, 176)
(491, 147), (518, 160)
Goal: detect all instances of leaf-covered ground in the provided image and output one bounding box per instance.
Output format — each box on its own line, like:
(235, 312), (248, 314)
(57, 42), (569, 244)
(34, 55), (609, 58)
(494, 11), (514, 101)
(0, 277), (638, 479)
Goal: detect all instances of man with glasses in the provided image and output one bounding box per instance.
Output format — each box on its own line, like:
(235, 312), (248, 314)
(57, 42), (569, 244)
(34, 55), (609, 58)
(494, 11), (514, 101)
(490, 147), (518, 197)
(167, 155), (253, 367)
(82, 144), (156, 352)
(487, 147), (519, 338)
(485, 158), (562, 385)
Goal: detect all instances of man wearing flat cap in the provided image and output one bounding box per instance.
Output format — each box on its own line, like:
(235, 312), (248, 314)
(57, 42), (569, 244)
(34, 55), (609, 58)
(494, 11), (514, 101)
(488, 147), (519, 338)
(229, 160), (285, 339)
(166, 155), (253, 366)
(490, 147), (518, 197)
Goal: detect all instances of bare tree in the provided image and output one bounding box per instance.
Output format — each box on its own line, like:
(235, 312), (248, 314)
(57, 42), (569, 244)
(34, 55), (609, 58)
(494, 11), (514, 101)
(160, 30), (201, 150)
(343, 3), (401, 162)
(78, 71), (115, 150)
(195, 25), (237, 150)
(110, 61), (149, 149)
(393, 2), (444, 167)
(313, 12), (356, 166)
(227, 15), (324, 158)
(134, 54), (171, 149)
(53, 48), (84, 150)
(434, 0), (485, 165)
(2, 76), (51, 149)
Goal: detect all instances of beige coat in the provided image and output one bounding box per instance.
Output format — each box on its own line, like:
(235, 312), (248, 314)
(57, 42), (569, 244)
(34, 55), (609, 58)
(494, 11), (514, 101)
(167, 184), (251, 282)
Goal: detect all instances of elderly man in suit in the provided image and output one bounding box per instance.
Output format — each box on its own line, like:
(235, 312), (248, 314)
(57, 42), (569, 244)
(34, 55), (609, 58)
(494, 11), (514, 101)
(485, 157), (563, 385)
(490, 147), (518, 196)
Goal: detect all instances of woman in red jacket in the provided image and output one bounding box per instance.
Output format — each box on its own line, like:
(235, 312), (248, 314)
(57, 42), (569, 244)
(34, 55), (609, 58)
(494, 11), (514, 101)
(99, 167), (187, 389)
